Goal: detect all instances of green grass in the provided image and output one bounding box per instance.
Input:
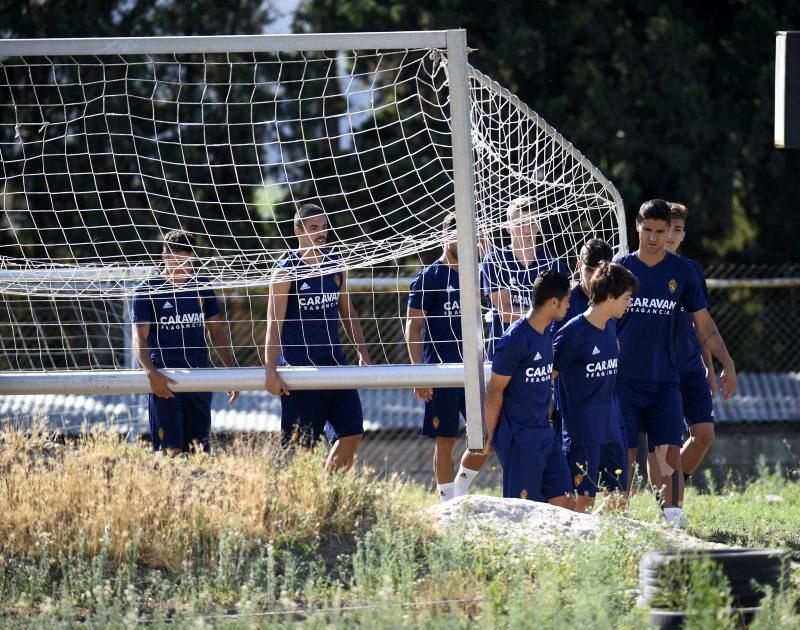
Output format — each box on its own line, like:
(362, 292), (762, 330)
(0, 429), (798, 627)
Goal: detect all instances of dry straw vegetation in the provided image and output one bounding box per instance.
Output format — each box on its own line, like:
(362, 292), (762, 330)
(0, 426), (798, 627)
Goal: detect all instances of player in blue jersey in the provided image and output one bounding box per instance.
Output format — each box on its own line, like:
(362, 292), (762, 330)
(406, 213), (493, 501)
(616, 199), (737, 526)
(132, 230), (239, 456)
(264, 203), (371, 473)
(483, 270), (574, 508)
(553, 262), (638, 513)
(665, 202), (735, 482)
(550, 239), (614, 444)
(481, 197), (569, 357)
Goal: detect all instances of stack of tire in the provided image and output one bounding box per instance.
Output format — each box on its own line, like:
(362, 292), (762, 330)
(639, 549), (789, 628)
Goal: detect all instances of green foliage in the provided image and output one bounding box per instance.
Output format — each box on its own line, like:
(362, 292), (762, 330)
(295, 0), (800, 264)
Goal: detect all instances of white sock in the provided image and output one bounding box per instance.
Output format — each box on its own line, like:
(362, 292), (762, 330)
(453, 466), (479, 497)
(437, 482), (456, 502)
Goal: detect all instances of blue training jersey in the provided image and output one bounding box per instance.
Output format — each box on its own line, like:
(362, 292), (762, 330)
(131, 275), (220, 369)
(676, 257), (710, 375)
(491, 317), (554, 447)
(481, 244), (568, 356)
(615, 252), (707, 384)
(277, 249), (347, 367)
(407, 260), (462, 363)
(553, 314), (623, 449)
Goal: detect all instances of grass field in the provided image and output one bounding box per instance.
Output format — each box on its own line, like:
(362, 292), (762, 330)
(0, 428), (798, 627)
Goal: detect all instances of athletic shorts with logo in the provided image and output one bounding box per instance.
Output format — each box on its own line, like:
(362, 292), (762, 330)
(494, 430), (572, 502)
(149, 391), (213, 453)
(567, 439), (628, 497)
(680, 368), (715, 426)
(422, 388), (465, 438)
(616, 378), (683, 447)
(280, 389), (363, 446)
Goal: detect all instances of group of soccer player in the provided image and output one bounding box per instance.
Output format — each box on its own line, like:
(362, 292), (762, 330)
(133, 197), (736, 525)
(405, 197), (736, 525)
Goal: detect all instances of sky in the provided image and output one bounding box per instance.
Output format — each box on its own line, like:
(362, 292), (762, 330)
(264, 0), (302, 33)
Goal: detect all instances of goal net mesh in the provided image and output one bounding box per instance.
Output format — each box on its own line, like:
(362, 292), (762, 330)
(0, 46), (623, 374)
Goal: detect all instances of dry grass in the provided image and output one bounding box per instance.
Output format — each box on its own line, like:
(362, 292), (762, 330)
(0, 427), (428, 573)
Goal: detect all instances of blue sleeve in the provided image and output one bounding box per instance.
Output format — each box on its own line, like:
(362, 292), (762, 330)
(553, 326), (579, 374)
(201, 289), (220, 318)
(131, 290), (154, 324)
(682, 264), (708, 313)
(491, 332), (520, 376)
(198, 277), (220, 318)
(481, 253), (501, 297)
(408, 269), (432, 312)
(694, 261), (710, 307)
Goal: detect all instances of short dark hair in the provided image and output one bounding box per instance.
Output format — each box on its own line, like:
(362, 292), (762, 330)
(162, 229), (196, 254)
(669, 202), (689, 223)
(589, 261), (639, 304)
(579, 239), (613, 268)
(636, 199), (672, 225)
(294, 203), (325, 228)
(532, 270), (570, 308)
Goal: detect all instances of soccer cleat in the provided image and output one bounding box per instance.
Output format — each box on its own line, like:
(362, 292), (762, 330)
(663, 507), (689, 529)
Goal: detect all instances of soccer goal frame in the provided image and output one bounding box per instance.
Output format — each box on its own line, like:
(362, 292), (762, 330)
(0, 30), (488, 448)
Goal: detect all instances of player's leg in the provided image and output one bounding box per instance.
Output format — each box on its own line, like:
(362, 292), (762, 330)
(679, 369), (716, 476)
(542, 433), (575, 510)
(182, 391), (213, 454)
(568, 445), (600, 513)
(644, 384), (687, 525)
(596, 438), (629, 513)
(422, 388), (460, 501)
(454, 390), (486, 496)
(148, 392), (185, 457)
(616, 379), (644, 493)
(325, 389), (364, 473)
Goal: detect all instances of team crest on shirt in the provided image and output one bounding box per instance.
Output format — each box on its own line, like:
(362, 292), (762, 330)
(520, 488), (528, 499)
(574, 473), (585, 487)
(158, 427), (165, 441)
(432, 416), (440, 429)
(334, 274), (342, 287)
(668, 279), (677, 293)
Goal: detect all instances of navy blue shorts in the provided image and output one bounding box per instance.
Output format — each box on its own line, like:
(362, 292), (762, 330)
(422, 388), (465, 438)
(148, 391), (213, 453)
(280, 389), (363, 447)
(617, 379), (683, 448)
(494, 431), (572, 502)
(568, 439), (628, 497)
(679, 369), (715, 426)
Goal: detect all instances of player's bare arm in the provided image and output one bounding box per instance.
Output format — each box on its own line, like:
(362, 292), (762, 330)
(489, 288), (526, 324)
(133, 321), (176, 399)
(690, 308), (737, 399)
(265, 272), (291, 396)
(206, 314), (239, 404)
(482, 372), (512, 455)
(405, 306), (433, 401)
(338, 274), (371, 366)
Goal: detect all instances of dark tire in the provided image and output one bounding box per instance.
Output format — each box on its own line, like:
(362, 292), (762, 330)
(639, 548), (788, 608)
(649, 607), (761, 629)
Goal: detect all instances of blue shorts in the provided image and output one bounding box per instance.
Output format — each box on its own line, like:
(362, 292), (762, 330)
(494, 431), (572, 502)
(148, 391), (213, 453)
(422, 388), (465, 438)
(679, 369), (715, 426)
(568, 439), (628, 497)
(617, 379), (683, 448)
(280, 389), (363, 447)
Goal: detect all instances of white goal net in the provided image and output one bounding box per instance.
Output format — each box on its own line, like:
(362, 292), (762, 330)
(0, 32), (625, 416)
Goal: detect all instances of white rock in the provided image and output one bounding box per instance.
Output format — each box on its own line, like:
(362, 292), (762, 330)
(432, 495), (725, 551)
